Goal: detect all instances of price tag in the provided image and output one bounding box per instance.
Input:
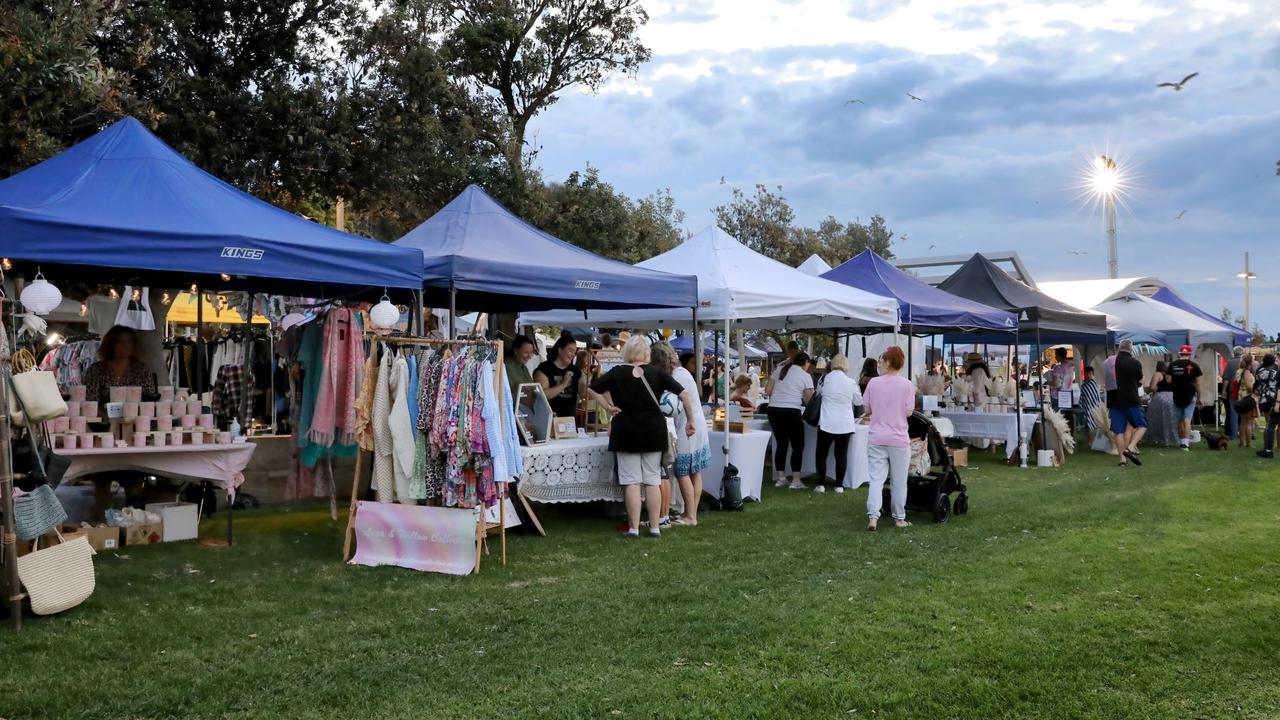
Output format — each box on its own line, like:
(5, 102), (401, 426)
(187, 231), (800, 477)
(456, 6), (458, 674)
(1058, 391), (1073, 408)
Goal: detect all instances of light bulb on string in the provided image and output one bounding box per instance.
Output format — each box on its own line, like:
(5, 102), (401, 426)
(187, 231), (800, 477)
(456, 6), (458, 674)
(79, 302), (88, 318)
(1, 258), (12, 271)
(108, 287), (119, 300)
(131, 287), (142, 303)
(161, 292), (172, 306)
(220, 273), (231, 282)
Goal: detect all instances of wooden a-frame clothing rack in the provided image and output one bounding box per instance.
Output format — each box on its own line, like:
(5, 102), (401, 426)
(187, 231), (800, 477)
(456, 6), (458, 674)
(341, 335), (525, 573)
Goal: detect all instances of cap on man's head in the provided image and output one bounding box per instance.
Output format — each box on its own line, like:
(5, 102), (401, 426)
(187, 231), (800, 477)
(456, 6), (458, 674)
(1179, 345), (1193, 355)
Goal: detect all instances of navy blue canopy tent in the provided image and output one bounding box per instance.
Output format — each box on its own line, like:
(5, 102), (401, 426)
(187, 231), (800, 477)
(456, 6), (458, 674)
(1151, 287), (1250, 346)
(822, 250), (1018, 334)
(394, 185), (699, 314)
(0, 117), (423, 294)
(937, 254), (1109, 345)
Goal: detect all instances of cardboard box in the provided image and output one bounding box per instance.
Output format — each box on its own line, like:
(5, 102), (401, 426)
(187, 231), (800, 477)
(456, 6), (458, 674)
(124, 522), (164, 545)
(947, 447), (969, 467)
(81, 524), (122, 551)
(145, 502), (199, 542)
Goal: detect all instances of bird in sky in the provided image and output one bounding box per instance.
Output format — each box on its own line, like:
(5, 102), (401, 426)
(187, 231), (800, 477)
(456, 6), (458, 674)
(907, 93), (926, 102)
(1157, 72), (1199, 91)
(928, 244), (936, 251)
(844, 99), (864, 106)
(1176, 209), (1187, 220)
(1068, 251), (1089, 256)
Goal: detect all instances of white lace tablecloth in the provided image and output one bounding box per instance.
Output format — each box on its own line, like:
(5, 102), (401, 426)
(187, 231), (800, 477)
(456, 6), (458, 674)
(519, 436), (621, 504)
(939, 410), (1038, 460)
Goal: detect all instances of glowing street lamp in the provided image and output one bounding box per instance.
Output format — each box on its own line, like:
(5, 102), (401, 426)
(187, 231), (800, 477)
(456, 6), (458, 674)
(1090, 154), (1121, 279)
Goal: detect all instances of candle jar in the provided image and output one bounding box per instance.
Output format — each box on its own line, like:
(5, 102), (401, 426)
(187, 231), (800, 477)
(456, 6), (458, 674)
(139, 402), (155, 418)
(81, 401), (99, 419)
(125, 386), (142, 403)
(155, 416), (174, 431)
(169, 430), (184, 446)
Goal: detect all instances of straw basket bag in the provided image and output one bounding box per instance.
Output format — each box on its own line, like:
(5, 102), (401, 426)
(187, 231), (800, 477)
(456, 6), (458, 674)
(16, 529), (96, 615)
(13, 484), (67, 540)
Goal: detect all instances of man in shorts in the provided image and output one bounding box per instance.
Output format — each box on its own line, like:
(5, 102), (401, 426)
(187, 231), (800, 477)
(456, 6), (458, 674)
(1109, 339), (1146, 466)
(1168, 345), (1204, 451)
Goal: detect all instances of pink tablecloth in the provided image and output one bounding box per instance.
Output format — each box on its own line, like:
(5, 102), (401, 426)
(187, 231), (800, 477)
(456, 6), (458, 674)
(60, 443), (258, 496)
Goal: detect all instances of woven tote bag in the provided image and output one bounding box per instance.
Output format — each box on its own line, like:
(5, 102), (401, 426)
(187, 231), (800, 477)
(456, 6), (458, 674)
(17, 531), (96, 615)
(13, 484), (67, 540)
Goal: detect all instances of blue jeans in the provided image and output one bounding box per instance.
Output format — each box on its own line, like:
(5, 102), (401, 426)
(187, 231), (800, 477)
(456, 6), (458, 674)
(1226, 400), (1239, 439)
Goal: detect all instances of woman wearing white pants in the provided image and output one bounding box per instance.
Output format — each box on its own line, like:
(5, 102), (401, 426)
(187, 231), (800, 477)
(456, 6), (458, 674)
(861, 346), (916, 531)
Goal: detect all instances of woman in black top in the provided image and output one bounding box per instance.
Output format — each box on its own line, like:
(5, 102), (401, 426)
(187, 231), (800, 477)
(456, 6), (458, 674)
(534, 336), (582, 418)
(858, 358), (879, 394)
(589, 335), (697, 538)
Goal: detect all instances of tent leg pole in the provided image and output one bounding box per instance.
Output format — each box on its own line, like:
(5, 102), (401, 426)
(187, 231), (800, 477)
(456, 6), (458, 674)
(449, 285), (457, 340)
(724, 316), (731, 461)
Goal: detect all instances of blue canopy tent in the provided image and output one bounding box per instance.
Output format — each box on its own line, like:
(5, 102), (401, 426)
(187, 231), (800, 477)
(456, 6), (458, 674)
(823, 250), (1018, 334)
(1151, 287), (1251, 346)
(394, 185), (699, 319)
(0, 117), (424, 295)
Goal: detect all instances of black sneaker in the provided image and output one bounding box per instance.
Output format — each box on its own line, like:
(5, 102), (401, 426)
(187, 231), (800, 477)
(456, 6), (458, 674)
(1257, 450), (1273, 459)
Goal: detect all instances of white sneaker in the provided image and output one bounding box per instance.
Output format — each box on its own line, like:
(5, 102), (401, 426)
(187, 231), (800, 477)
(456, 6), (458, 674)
(814, 485), (826, 493)
(789, 480), (807, 490)
(774, 478), (789, 488)
(834, 486), (845, 494)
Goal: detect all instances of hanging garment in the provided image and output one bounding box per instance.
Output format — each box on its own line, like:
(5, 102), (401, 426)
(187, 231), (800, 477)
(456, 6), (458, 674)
(388, 353), (418, 502)
(480, 359), (524, 483)
(417, 352), (447, 499)
(371, 348), (395, 502)
(114, 285), (156, 330)
(212, 364), (244, 426)
(308, 308), (362, 447)
(355, 351), (378, 452)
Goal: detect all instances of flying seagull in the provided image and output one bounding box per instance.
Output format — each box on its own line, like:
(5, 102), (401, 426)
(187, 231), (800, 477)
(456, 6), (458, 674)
(1068, 251), (1089, 256)
(907, 93), (926, 102)
(1157, 72), (1199, 91)
(844, 99), (864, 106)
(1176, 209), (1187, 220)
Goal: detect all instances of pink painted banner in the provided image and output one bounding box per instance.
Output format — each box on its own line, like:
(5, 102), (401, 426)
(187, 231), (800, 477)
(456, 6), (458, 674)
(350, 501), (479, 575)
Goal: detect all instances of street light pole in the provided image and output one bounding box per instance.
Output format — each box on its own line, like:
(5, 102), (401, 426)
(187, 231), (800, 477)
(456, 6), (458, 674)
(1238, 252), (1256, 334)
(1106, 193), (1118, 279)
(1095, 154), (1119, 279)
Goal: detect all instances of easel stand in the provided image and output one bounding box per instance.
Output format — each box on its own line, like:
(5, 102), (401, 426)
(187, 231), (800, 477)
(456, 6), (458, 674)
(342, 336), (535, 573)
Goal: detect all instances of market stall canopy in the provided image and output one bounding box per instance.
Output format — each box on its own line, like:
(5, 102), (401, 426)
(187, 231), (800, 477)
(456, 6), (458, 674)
(936, 254), (1108, 344)
(1037, 277), (1167, 311)
(394, 184), (698, 313)
(1150, 287), (1251, 346)
(0, 117), (423, 293)
(822, 250), (1018, 334)
(1093, 293), (1234, 349)
(519, 226), (900, 331)
(670, 332), (766, 358)
(797, 254), (832, 276)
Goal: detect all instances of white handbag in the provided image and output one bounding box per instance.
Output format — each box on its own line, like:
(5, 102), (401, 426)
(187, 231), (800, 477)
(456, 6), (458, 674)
(16, 530), (97, 615)
(9, 349), (66, 424)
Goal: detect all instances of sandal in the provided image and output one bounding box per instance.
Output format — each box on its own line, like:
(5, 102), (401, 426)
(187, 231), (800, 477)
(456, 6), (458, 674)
(895, 520), (912, 528)
(866, 520), (878, 532)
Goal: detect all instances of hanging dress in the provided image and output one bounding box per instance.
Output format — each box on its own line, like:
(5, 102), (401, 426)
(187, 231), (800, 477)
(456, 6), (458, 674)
(371, 349), (395, 502)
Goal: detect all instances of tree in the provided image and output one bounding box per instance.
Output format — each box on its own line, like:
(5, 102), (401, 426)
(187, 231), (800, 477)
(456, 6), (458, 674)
(1220, 307), (1245, 327)
(523, 165), (684, 263)
(439, 0), (651, 181)
(0, 0), (129, 177)
(714, 183), (897, 267)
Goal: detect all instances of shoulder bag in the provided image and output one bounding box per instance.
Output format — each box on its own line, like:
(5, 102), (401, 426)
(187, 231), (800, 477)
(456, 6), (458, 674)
(9, 372), (71, 488)
(17, 528), (96, 615)
(802, 382), (823, 427)
(13, 484), (68, 540)
(638, 369), (677, 467)
(8, 349), (67, 424)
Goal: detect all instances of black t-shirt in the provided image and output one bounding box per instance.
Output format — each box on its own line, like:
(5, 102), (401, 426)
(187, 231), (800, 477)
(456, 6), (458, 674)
(591, 364), (683, 453)
(1114, 352), (1144, 409)
(1168, 359), (1202, 408)
(535, 360), (582, 418)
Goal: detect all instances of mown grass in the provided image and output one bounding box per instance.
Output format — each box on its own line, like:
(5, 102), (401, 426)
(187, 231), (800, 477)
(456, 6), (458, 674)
(3, 447), (1279, 719)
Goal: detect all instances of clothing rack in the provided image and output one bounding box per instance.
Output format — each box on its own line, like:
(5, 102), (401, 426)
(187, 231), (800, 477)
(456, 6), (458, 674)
(341, 335), (518, 574)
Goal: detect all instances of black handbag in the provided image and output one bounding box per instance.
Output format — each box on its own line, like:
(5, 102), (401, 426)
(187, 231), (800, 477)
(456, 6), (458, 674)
(802, 391), (823, 427)
(1234, 396), (1257, 415)
(719, 463), (743, 511)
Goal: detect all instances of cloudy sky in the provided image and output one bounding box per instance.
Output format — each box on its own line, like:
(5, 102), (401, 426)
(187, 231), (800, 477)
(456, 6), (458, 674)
(530, 0), (1280, 332)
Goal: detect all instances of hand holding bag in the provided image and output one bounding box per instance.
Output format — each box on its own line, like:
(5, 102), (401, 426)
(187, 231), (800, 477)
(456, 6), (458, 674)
(638, 370), (677, 467)
(802, 390), (823, 427)
(17, 529), (96, 615)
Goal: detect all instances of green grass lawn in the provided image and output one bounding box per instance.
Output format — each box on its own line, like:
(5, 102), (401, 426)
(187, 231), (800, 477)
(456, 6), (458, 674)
(3, 447), (1279, 719)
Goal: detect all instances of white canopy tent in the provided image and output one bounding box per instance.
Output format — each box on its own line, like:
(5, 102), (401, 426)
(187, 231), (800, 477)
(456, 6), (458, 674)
(520, 226), (898, 331)
(1038, 277), (1167, 311)
(797, 254), (833, 277)
(1092, 294), (1235, 351)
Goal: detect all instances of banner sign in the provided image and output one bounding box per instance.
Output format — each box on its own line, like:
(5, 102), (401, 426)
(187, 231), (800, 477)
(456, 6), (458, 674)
(350, 502), (478, 575)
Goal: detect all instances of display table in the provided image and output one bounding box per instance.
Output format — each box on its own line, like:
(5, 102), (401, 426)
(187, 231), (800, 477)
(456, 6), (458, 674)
(61, 443), (258, 496)
(799, 423), (871, 488)
(518, 436), (621, 504)
(704, 428), (772, 501)
(939, 410), (1038, 462)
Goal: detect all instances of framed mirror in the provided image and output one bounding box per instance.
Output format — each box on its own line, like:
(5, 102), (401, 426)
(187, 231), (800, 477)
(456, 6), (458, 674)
(516, 383), (554, 445)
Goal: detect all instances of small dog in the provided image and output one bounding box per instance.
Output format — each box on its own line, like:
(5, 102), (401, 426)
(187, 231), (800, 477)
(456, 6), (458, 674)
(1202, 431), (1230, 450)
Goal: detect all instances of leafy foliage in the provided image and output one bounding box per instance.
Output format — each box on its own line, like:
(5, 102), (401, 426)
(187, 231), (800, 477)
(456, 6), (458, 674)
(714, 183), (896, 267)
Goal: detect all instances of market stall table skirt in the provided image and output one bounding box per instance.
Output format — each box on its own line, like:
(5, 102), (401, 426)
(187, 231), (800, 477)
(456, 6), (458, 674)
(518, 436), (621, 504)
(59, 442), (257, 497)
(704, 428), (772, 502)
(939, 410), (1038, 461)
(799, 423), (871, 488)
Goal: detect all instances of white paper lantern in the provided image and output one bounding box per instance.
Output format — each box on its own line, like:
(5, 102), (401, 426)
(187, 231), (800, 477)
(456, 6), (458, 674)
(280, 312), (307, 330)
(20, 272), (62, 315)
(369, 295), (400, 330)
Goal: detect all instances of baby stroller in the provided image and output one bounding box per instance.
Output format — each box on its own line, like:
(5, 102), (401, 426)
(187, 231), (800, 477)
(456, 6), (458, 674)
(882, 412), (969, 523)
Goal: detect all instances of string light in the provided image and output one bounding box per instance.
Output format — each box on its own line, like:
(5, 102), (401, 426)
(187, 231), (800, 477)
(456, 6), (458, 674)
(161, 291), (172, 305)
(131, 287), (142, 303)
(1, 258), (11, 271)
(220, 273), (231, 282)
(108, 287), (119, 300)
(79, 302), (88, 317)
(190, 283), (198, 294)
